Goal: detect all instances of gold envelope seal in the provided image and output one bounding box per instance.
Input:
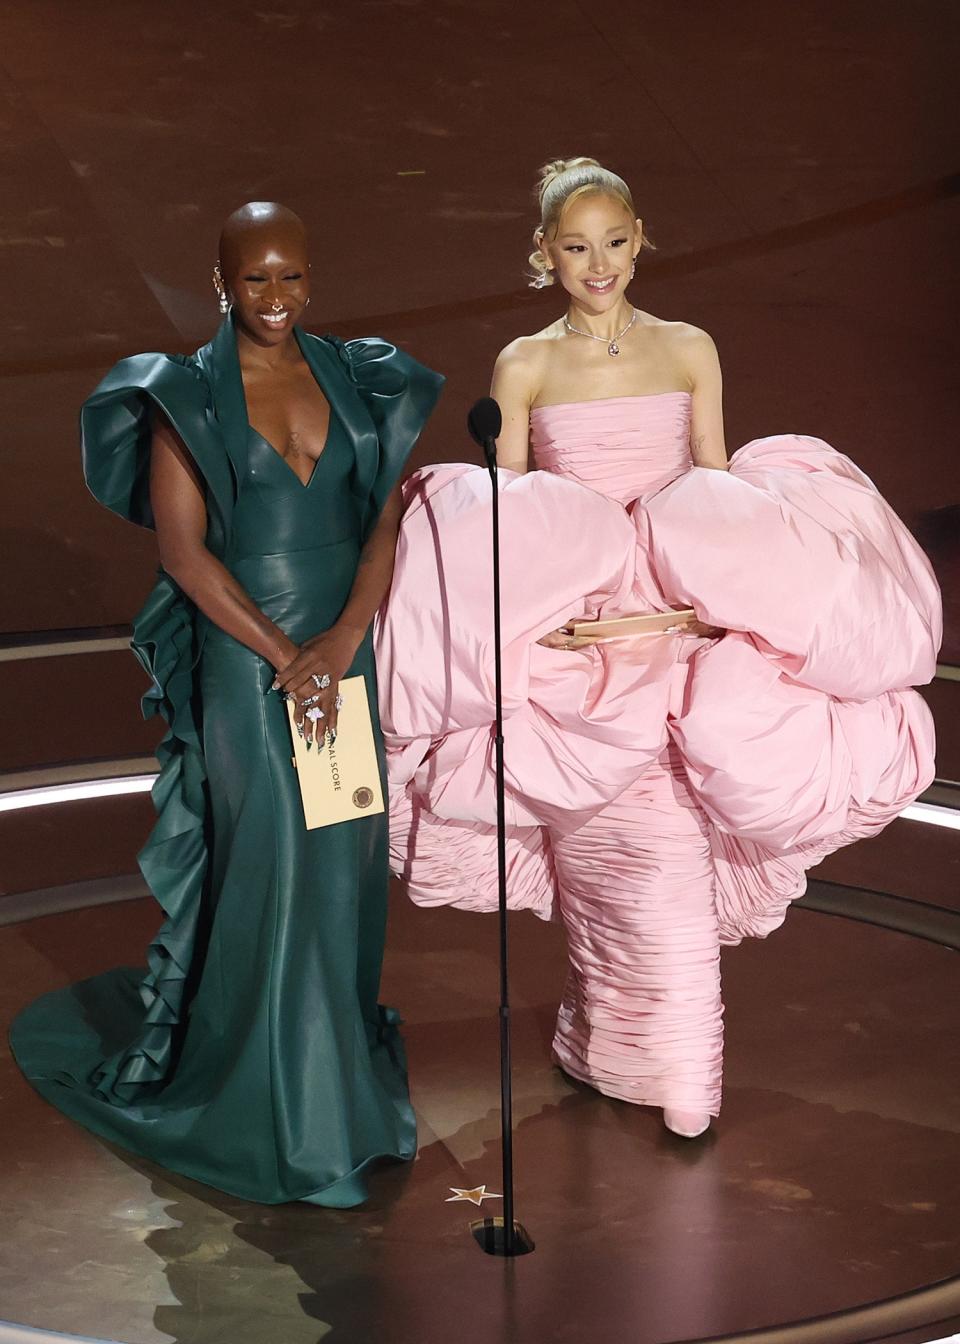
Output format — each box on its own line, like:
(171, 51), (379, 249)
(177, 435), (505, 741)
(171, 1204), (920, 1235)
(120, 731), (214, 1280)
(285, 676), (385, 829)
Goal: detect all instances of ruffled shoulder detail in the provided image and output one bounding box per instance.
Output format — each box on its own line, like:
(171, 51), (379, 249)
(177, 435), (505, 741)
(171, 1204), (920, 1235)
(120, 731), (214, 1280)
(321, 334), (444, 536)
(91, 571), (210, 1102)
(80, 352), (234, 548)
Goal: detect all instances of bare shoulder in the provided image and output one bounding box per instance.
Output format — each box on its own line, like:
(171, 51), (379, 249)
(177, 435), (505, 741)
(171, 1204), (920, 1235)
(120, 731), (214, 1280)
(643, 317), (717, 354)
(492, 327), (557, 400)
(653, 319), (720, 385)
(495, 325), (560, 370)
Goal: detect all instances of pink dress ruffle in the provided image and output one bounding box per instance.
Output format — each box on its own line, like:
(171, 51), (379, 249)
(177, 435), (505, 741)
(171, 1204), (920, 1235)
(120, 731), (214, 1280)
(377, 394), (940, 1113)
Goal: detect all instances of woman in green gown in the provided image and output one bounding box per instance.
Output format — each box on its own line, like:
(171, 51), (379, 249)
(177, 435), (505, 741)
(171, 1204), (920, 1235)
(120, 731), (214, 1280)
(10, 202), (443, 1207)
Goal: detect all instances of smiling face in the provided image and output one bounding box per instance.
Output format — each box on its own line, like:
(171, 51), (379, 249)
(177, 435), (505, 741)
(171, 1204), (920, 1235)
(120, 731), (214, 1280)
(540, 191), (641, 314)
(218, 205), (310, 348)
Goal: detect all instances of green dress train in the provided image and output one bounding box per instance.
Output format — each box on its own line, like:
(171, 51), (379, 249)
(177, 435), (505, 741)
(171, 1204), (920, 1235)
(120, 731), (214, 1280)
(9, 316), (443, 1206)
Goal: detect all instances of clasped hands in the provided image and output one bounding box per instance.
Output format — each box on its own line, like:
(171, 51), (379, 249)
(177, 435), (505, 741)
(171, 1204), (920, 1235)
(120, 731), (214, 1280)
(271, 623), (363, 745)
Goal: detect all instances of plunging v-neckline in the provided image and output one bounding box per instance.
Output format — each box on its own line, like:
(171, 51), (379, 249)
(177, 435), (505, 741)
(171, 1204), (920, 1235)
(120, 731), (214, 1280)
(248, 419), (333, 489)
(240, 338), (335, 489)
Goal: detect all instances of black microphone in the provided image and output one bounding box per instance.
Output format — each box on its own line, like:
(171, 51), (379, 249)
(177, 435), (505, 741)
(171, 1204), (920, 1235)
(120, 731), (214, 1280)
(462, 391), (535, 1261)
(467, 397), (502, 470)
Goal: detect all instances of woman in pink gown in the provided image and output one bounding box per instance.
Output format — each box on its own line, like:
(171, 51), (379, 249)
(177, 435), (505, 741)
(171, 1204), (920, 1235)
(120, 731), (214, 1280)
(377, 157), (941, 1138)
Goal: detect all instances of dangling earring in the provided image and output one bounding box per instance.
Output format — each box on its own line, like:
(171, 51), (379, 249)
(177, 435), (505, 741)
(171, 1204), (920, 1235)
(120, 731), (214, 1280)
(629, 258), (636, 281)
(532, 268), (553, 290)
(212, 264), (230, 315)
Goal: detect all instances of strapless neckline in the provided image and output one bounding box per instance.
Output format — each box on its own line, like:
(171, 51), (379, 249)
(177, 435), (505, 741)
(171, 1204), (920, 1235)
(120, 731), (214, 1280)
(529, 390), (694, 503)
(530, 391), (692, 417)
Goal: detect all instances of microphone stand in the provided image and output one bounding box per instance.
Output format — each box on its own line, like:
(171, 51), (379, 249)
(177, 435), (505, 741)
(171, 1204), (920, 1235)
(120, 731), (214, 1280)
(474, 433), (534, 1259)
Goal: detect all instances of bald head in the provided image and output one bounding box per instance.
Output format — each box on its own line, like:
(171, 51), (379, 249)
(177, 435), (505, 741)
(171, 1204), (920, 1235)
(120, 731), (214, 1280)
(218, 201), (307, 275)
(216, 202), (311, 346)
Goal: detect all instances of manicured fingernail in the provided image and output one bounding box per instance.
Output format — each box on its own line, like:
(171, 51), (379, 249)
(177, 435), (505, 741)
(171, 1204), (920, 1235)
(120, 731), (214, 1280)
(330, 730), (337, 744)
(271, 679), (280, 691)
(306, 738), (312, 751)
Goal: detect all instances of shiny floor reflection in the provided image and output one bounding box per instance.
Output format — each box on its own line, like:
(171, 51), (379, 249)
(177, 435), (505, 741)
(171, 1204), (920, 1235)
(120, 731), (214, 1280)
(1, 892), (959, 1344)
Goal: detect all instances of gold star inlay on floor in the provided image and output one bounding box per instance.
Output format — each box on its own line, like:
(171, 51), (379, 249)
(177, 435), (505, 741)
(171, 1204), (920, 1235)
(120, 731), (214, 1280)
(445, 1185), (503, 1206)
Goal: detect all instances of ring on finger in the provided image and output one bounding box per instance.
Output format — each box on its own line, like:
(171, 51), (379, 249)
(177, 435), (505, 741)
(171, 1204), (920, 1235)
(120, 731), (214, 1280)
(311, 673), (331, 691)
(306, 706), (325, 722)
(303, 693), (321, 707)
(334, 693), (344, 710)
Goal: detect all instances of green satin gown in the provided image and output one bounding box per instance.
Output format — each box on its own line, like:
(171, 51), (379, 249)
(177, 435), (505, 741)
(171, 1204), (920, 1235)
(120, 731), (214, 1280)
(9, 319), (443, 1206)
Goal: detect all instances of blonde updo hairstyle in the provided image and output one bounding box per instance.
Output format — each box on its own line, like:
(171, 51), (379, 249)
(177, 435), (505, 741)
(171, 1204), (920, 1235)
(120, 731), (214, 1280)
(528, 156), (654, 288)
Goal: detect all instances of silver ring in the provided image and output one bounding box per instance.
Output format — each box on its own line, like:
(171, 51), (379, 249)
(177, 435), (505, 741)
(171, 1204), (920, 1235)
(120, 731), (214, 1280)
(303, 693), (321, 707)
(334, 693), (344, 710)
(311, 673), (331, 690)
(306, 706), (325, 722)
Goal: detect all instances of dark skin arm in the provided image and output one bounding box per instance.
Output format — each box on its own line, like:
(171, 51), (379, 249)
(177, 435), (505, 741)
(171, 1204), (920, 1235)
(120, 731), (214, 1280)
(150, 412), (403, 741)
(150, 413), (299, 671)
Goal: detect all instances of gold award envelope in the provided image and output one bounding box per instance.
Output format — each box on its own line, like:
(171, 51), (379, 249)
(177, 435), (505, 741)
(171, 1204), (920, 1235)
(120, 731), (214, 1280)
(285, 675), (385, 829)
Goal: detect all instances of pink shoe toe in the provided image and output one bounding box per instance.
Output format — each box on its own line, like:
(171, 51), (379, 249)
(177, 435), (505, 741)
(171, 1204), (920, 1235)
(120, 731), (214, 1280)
(663, 1108), (711, 1139)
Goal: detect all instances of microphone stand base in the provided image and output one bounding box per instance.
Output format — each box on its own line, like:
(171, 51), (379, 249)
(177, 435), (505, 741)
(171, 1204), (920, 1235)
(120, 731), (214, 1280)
(471, 1217), (536, 1258)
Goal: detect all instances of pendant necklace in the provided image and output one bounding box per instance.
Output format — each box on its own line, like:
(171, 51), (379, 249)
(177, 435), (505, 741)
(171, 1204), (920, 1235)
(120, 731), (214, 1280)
(563, 307), (638, 357)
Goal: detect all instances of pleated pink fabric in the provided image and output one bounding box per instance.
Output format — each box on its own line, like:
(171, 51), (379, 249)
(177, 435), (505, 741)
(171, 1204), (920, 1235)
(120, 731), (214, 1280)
(531, 390), (693, 505)
(377, 394), (941, 1114)
(552, 742), (723, 1112)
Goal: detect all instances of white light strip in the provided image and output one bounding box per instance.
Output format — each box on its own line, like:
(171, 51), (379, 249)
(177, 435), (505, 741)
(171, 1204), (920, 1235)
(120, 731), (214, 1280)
(900, 801), (960, 831)
(0, 1320), (123, 1343)
(0, 772), (958, 833)
(0, 636), (131, 664)
(0, 775), (156, 813)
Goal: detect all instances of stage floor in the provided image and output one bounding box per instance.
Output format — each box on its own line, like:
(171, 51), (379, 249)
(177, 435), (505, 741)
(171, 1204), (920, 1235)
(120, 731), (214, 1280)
(2, 885), (958, 1344)
(0, 2), (957, 1341)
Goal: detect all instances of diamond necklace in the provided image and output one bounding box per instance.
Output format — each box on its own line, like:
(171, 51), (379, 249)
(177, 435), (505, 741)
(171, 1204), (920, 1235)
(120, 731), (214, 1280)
(563, 306), (638, 357)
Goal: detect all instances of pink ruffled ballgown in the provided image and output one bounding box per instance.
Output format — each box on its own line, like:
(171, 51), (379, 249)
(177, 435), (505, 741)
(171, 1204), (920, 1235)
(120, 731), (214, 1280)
(376, 393), (940, 1117)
